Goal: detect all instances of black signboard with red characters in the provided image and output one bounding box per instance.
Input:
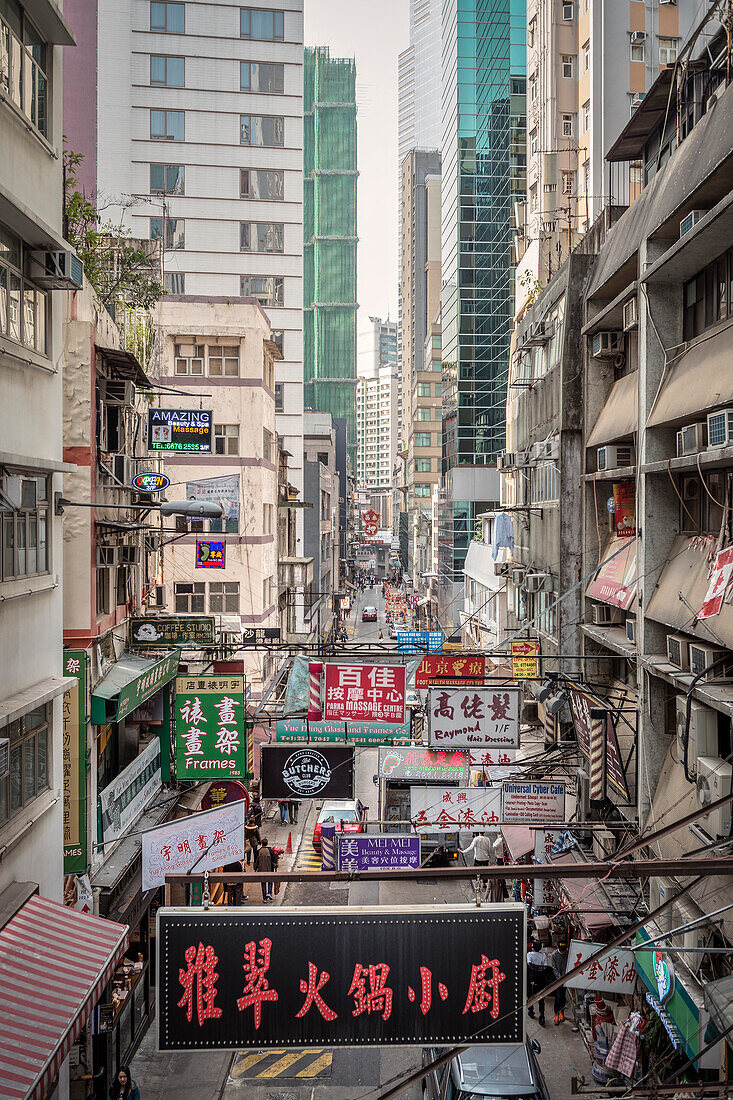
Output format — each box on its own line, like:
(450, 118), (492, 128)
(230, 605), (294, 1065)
(156, 905), (525, 1049)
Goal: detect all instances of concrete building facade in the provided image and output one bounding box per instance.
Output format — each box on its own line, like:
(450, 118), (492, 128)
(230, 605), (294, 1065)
(356, 316), (399, 527)
(303, 411), (340, 642)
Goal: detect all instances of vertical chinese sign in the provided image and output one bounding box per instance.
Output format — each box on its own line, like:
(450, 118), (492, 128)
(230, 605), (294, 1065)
(174, 676), (248, 780)
(63, 649), (87, 874)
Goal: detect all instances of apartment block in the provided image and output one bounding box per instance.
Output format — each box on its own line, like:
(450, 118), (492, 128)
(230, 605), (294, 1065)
(356, 316), (399, 527)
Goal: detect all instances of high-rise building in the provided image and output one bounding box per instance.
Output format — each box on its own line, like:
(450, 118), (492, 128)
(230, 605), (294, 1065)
(63, 0), (305, 495)
(515, 0), (697, 304)
(356, 317), (399, 526)
(438, 0), (527, 631)
(303, 46), (358, 455)
(397, 0), (443, 162)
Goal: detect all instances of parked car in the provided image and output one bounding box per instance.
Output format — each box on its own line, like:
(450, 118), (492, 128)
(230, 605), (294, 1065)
(422, 1042), (548, 1100)
(312, 799), (368, 850)
(362, 605), (378, 622)
(389, 623), (399, 639)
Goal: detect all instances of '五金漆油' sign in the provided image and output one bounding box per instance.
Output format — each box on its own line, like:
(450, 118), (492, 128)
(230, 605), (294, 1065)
(157, 904), (525, 1049)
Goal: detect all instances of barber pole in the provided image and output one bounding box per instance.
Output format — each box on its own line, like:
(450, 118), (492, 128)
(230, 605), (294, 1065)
(589, 707), (607, 801)
(321, 821), (336, 870)
(308, 661), (323, 721)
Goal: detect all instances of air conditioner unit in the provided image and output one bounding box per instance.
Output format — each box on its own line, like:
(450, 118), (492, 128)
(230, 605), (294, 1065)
(498, 452), (516, 470)
(96, 545), (119, 568)
(103, 380), (137, 407)
(494, 561), (509, 576)
(562, 2), (574, 18)
(525, 572), (553, 593)
(28, 250), (84, 290)
(511, 568), (526, 587)
(522, 699), (540, 724)
(514, 450), (531, 468)
(696, 757), (732, 838)
(512, 201), (526, 230)
(667, 634), (690, 670)
(592, 604), (622, 626)
(676, 696), (717, 764)
(707, 408), (733, 448)
(147, 583), (167, 609)
(680, 210), (705, 237)
(623, 298), (638, 330)
(676, 422), (707, 457)
(120, 545), (140, 566)
(532, 438), (559, 461)
(592, 331), (623, 358)
(597, 444), (635, 471)
(625, 617), (636, 643)
(0, 738), (8, 780)
(525, 319), (555, 347)
(689, 643), (733, 680)
(630, 30), (647, 42)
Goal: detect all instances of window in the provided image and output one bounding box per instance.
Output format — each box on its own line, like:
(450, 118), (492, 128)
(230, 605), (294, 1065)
(264, 504), (273, 535)
(432, 333), (441, 349)
(150, 108), (184, 140)
(582, 100), (590, 131)
(562, 171), (574, 195)
(530, 75), (537, 102)
(274, 382), (284, 411)
(150, 2), (185, 32)
(240, 275), (284, 306)
(150, 217), (185, 249)
(174, 342), (203, 374)
(150, 163), (184, 194)
(415, 458), (431, 473)
(683, 247), (733, 340)
(562, 2), (574, 17)
(530, 183), (538, 212)
(150, 54), (185, 87)
(175, 581), (204, 612)
(214, 424), (239, 455)
(209, 582), (239, 613)
(562, 114), (574, 138)
(0, 226), (47, 354)
(263, 428), (274, 462)
(1, 473), (50, 580)
(530, 128), (538, 156)
(659, 37), (678, 66)
(416, 407), (433, 421)
(630, 39), (645, 62)
(537, 589), (557, 637)
(528, 16), (536, 47)
(240, 61), (284, 93)
(240, 7), (283, 40)
(271, 329), (284, 353)
(414, 432), (431, 447)
(240, 168), (284, 200)
(165, 272), (185, 294)
(209, 345), (239, 376)
(0, 6), (47, 134)
(417, 383), (431, 397)
(561, 54), (574, 78)
(582, 41), (590, 71)
(240, 222), (284, 253)
(240, 114), (284, 146)
(415, 485), (431, 498)
(0, 705), (49, 825)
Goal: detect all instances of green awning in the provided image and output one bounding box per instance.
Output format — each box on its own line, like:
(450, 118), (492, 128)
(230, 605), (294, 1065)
(91, 650), (180, 724)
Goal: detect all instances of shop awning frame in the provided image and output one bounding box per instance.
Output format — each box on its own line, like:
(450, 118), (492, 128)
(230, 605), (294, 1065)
(91, 649), (180, 724)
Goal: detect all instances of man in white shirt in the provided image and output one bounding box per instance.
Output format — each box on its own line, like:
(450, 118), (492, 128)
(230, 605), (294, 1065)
(461, 832), (495, 866)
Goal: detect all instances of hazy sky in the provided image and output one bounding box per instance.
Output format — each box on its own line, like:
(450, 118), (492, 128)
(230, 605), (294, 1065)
(304, 0), (410, 329)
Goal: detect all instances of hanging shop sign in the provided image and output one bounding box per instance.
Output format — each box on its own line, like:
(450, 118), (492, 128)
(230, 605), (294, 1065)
(201, 780), (250, 813)
(323, 663), (406, 725)
(241, 626), (281, 645)
(501, 781), (566, 824)
(116, 649), (181, 722)
(564, 939), (637, 996)
(533, 828), (562, 908)
(99, 738), (162, 845)
(510, 640), (540, 680)
(62, 649), (87, 874)
(63, 872), (94, 913)
(131, 471), (170, 493)
(585, 535), (637, 611)
(410, 786), (501, 831)
(196, 540), (226, 569)
(276, 718), (410, 745)
(378, 746), (469, 782)
(130, 616), (216, 648)
(337, 835), (421, 871)
(141, 801), (246, 891)
(699, 545), (733, 619)
(652, 949), (675, 1004)
(415, 654), (485, 687)
(361, 507), (380, 538)
(612, 481), (636, 538)
(156, 904), (525, 1049)
(186, 474), (240, 531)
(174, 676), (248, 780)
(567, 687), (631, 803)
(469, 749), (517, 769)
(428, 687), (521, 750)
(260, 745), (355, 800)
(397, 632), (444, 654)
(148, 408), (212, 453)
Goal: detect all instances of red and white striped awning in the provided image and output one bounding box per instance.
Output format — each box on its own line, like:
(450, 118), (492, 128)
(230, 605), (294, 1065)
(0, 895), (128, 1100)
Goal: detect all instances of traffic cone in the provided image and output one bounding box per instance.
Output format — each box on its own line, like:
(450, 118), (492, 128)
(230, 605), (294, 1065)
(285, 831), (293, 854)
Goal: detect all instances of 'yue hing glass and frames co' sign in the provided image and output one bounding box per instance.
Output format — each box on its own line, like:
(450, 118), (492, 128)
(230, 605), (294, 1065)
(148, 408), (212, 452)
(157, 905), (525, 1049)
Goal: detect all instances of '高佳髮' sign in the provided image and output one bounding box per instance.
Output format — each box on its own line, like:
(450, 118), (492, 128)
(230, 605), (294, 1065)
(428, 687), (521, 750)
(175, 676), (248, 780)
(130, 617), (216, 648)
(63, 650), (87, 874)
(276, 718), (410, 744)
(156, 904), (525, 1049)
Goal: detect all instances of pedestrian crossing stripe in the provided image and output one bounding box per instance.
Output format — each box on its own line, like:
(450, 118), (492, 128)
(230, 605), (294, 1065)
(230, 1048), (333, 1079)
(296, 846), (323, 871)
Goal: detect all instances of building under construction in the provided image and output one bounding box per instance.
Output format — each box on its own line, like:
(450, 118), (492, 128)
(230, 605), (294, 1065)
(303, 46), (358, 455)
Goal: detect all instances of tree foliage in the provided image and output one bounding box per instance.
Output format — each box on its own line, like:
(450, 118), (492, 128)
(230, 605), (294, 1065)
(63, 147), (164, 310)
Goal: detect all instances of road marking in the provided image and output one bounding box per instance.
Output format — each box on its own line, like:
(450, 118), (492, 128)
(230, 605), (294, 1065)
(230, 1050), (285, 1077)
(296, 1052), (333, 1077)
(256, 1050), (323, 1078)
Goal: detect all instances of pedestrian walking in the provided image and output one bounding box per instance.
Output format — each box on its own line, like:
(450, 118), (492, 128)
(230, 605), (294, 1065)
(288, 797), (299, 824)
(244, 813), (261, 866)
(378, 628), (383, 640)
(526, 940), (552, 1027)
(108, 1067), (140, 1100)
(460, 832), (494, 867)
(222, 858), (244, 906)
(278, 799), (289, 824)
(550, 941), (569, 1025)
(255, 837), (274, 902)
(250, 796), (263, 829)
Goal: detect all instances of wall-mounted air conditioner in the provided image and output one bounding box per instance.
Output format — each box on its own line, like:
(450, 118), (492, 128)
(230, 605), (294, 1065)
(675, 696), (717, 764)
(525, 319), (555, 347)
(680, 210), (705, 237)
(103, 379), (137, 407)
(28, 250), (84, 290)
(597, 444), (635, 471)
(667, 634), (689, 670)
(592, 331), (623, 358)
(147, 584), (167, 609)
(511, 568), (526, 587)
(625, 618), (636, 643)
(532, 438), (559, 461)
(498, 452), (516, 470)
(494, 562), (509, 577)
(522, 700), (540, 724)
(696, 757), (732, 838)
(591, 604), (622, 626)
(623, 298), (638, 331)
(630, 30), (647, 42)
(707, 408), (733, 449)
(689, 643), (733, 680)
(0, 738), (8, 780)
(97, 545), (119, 568)
(525, 572), (553, 593)
(676, 423), (707, 457)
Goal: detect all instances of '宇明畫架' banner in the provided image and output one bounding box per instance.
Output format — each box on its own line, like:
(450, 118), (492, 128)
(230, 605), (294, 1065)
(142, 802), (246, 891)
(157, 904), (525, 1049)
(428, 687), (521, 749)
(175, 676), (248, 780)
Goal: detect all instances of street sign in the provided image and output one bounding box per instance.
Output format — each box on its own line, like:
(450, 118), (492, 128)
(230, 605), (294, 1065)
(174, 676), (248, 780)
(510, 639), (540, 680)
(501, 781), (566, 823)
(427, 687), (521, 750)
(241, 626), (281, 645)
(276, 718), (410, 744)
(397, 631), (443, 653)
(195, 540), (226, 569)
(337, 835), (421, 870)
(131, 471), (170, 493)
(148, 408), (212, 453)
(141, 802), (246, 891)
(565, 940), (637, 996)
(156, 904), (525, 1049)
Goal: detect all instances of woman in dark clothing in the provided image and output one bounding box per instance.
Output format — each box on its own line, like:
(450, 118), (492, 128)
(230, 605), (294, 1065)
(244, 814), (261, 865)
(255, 838), (274, 902)
(250, 797), (263, 829)
(109, 1066), (140, 1100)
